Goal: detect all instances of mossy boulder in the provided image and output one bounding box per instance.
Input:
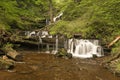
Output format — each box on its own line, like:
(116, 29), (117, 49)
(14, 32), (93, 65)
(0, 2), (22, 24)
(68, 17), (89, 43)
(55, 48), (72, 59)
(0, 57), (14, 70)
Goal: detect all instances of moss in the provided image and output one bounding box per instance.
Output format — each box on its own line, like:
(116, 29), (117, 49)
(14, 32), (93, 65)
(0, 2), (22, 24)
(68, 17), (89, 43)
(116, 63), (120, 72)
(55, 48), (72, 59)
(0, 57), (14, 70)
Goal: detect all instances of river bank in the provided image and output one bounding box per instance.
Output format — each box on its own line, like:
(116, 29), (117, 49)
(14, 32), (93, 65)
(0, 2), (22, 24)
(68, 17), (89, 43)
(0, 50), (119, 80)
(103, 56), (120, 77)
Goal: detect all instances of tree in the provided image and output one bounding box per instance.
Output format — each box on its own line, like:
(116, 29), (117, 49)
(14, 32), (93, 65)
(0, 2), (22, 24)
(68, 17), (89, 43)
(49, 0), (53, 23)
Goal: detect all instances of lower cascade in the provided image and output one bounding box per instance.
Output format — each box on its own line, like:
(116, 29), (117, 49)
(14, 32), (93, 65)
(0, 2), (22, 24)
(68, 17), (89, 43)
(67, 39), (104, 58)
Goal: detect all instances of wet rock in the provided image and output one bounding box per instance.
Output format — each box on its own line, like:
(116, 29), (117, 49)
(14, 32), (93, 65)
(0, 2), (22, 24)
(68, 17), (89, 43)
(54, 52), (63, 57)
(92, 54), (97, 58)
(0, 49), (5, 55)
(54, 48), (72, 59)
(0, 56), (14, 70)
(66, 53), (72, 59)
(54, 48), (65, 57)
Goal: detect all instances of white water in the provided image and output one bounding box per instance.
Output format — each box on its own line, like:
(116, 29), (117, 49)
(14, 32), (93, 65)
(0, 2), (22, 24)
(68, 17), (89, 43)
(67, 39), (104, 58)
(53, 12), (63, 22)
(25, 30), (104, 58)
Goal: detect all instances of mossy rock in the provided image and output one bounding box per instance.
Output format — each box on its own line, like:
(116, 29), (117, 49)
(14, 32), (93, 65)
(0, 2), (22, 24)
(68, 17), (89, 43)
(0, 58), (14, 70)
(55, 48), (72, 59)
(66, 53), (72, 59)
(92, 54), (97, 58)
(54, 52), (63, 57)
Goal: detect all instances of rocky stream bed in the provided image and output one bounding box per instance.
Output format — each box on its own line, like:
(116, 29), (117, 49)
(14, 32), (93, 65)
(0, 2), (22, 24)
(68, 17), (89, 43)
(0, 50), (120, 80)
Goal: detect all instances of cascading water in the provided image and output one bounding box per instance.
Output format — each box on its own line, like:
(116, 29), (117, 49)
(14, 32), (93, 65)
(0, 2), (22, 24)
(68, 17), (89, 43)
(67, 39), (104, 58)
(37, 30), (55, 53)
(38, 36), (42, 53)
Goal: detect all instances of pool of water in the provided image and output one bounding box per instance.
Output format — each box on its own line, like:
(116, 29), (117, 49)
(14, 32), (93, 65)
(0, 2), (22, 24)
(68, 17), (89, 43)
(0, 51), (119, 80)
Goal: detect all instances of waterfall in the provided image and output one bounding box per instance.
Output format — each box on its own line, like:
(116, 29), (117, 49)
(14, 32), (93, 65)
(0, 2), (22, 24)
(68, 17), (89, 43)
(67, 39), (104, 58)
(53, 12), (63, 22)
(37, 36), (42, 53)
(67, 39), (74, 54)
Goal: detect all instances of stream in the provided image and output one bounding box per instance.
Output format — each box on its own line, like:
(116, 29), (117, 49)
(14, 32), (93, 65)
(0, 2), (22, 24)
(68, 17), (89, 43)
(0, 50), (120, 80)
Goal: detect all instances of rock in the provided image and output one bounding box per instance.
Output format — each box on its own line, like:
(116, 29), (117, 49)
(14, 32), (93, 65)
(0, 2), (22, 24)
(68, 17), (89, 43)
(54, 48), (67, 58)
(2, 55), (8, 60)
(54, 52), (63, 57)
(0, 49), (5, 55)
(0, 57), (14, 70)
(66, 53), (72, 59)
(54, 48), (72, 59)
(93, 54), (97, 58)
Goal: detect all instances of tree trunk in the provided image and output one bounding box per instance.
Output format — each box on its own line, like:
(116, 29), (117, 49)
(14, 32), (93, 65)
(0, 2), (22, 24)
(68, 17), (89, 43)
(49, 0), (53, 23)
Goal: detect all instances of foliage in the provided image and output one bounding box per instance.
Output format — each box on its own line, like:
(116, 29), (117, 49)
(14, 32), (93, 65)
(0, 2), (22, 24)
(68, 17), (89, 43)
(111, 42), (120, 56)
(0, 0), (120, 52)
(50, 0), (120, 44)
(0, 0), (47, 30)
(3, 43), (14, 49)
(0, 0), (74, 30)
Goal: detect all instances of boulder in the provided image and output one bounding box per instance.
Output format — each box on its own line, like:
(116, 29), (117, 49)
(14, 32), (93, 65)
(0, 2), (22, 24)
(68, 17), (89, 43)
(0, 56), (14, 70)
(55, 48), (72, 59)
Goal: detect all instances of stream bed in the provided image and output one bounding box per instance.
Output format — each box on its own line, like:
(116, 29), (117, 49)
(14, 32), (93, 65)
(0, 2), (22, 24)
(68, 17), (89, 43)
(0, 50), (120, 80)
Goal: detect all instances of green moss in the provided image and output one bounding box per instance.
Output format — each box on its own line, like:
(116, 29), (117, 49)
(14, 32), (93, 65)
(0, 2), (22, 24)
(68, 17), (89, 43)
(0, 57), (14, 70)
(116, 63), (120, 72)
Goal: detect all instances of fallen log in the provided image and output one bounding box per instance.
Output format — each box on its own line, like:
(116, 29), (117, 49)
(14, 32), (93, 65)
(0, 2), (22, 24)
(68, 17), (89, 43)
(3, 47), (23, 61)
(102, 52), (120, 64)
(0, 30), (22, 61)
(6, 50), (23, 61)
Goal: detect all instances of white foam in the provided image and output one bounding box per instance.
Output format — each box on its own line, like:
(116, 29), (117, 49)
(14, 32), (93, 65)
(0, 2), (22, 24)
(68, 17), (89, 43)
(67, 39), (104, 58)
